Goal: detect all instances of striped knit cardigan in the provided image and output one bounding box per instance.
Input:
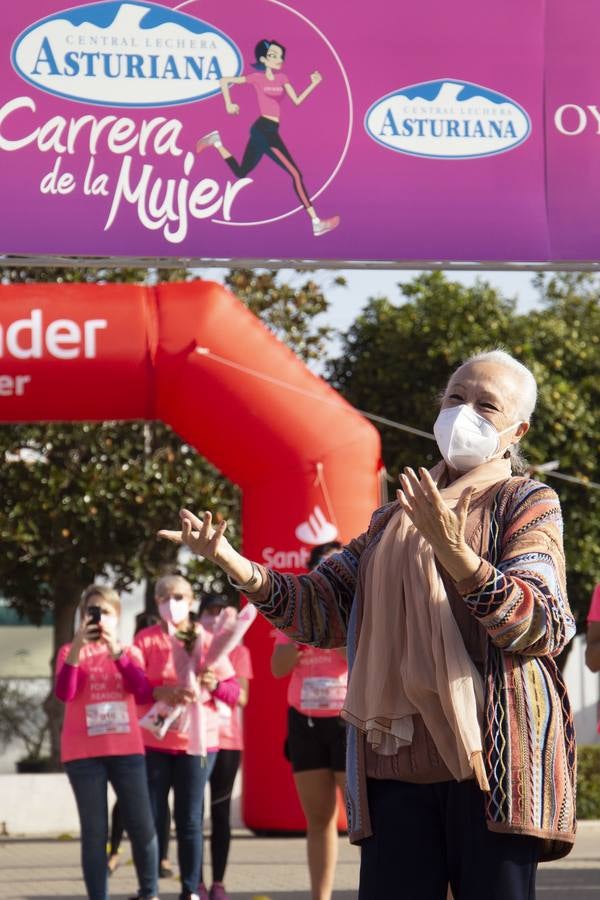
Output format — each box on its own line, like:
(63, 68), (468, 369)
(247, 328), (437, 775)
(253, 477), (577, 861)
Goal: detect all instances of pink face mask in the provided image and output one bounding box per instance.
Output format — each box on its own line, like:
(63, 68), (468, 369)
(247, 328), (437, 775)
(158, 598), (189, 626)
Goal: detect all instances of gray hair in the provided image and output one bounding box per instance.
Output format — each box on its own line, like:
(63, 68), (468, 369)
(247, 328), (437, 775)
(461, 349), (537, 422)
(154, 574), (193, 598)
(451, 349), (538, 476)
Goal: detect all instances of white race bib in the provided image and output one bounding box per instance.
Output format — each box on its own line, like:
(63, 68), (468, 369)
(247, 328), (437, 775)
(85, 701), (130, 736)
(300, 676), (347, 711)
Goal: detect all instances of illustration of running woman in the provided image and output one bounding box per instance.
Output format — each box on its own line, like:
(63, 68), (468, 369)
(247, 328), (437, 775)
(195, 39), (340, 236)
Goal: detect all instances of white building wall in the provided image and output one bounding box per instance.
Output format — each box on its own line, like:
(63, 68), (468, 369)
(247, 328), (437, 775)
(563, 634), (599, 745)
(0, 771), (243, 836)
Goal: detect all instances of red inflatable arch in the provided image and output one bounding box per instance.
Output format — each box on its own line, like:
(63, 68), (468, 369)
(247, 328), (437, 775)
(0, 280), (382, 831)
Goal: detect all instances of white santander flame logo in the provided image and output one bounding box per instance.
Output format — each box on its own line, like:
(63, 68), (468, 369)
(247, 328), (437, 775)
(295, 506), (338, 545)
(11, 1), (242, 108)
(365, 79), (531, 159)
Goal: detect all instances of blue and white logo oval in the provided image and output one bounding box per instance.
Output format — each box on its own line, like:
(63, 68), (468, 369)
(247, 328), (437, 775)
(11, 1), (242, 108)
(365, 79), (531, 159)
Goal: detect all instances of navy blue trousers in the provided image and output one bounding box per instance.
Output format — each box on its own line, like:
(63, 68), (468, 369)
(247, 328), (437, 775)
(359, 778), (539, 900)
(66, 754), (158, 900)
(145, 749), (216, 896)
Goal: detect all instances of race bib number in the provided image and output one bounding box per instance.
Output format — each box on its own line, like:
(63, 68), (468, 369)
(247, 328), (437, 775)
(85, 701), (130, 736)
(300, 677), (347, 711)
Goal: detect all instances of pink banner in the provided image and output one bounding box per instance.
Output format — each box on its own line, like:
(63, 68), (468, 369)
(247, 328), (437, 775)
(1, 0), (585, 265)
(545, 0), (600, 260)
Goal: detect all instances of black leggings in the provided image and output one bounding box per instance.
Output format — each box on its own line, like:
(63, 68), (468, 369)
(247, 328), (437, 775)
(201, 749), (241, 885)
(110, 799), (171, 860)
(225, 117), (311, 210)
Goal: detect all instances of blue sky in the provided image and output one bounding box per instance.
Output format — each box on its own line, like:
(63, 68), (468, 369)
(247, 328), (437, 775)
(314, 269), (540, 339)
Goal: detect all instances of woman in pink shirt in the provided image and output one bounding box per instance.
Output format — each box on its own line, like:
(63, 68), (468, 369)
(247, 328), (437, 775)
(134, 576), (240, 900)
(585, 584), (600, 679)
(197, 595), (254, 900)
(196, 39), (339, 238)
(55, 584), (159, 900)
(271, 541), (346, 900)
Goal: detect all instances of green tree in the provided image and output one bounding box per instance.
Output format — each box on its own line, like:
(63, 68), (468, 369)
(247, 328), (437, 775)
(0, 265), (333, 766)
(514, 273), (600, 621)
(224, 268), (339, 362)
(328, 271), (600, 629)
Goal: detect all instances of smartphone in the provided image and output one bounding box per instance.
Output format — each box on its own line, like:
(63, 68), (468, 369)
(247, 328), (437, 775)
(87, 605), (102, 640)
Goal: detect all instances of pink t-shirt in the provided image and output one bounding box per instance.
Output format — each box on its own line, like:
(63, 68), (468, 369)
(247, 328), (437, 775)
(246, 70), (289, 119)
(56, 642), (145, 763)
(273, 631), (348, 718)
(134, 624), (234, 753)
(587, 585), (600, 622)
(218, 644), (253, 751)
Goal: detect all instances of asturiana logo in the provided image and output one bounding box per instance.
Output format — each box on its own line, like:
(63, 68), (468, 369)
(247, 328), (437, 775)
(365, 79), (531, 159)
(11, 1), (242, 108)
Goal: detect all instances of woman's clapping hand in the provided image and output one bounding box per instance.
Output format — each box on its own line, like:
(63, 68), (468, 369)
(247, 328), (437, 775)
(397, 467), (472, 553)
(396, 467), (481, 582)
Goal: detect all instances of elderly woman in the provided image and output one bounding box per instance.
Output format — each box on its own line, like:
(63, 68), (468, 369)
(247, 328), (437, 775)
(160, 350), (576, 900)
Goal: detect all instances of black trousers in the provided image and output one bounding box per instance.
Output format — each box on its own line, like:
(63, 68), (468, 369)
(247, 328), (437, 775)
(201, 749), (241, 885)
(225, 117), (311, 210)
(359, 779), (539, 900)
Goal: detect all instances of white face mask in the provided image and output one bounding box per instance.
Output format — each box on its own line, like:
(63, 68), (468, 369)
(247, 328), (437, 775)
(158, 598), (190, 626)
(433, 404), (521, 473)
(101, 613), (118, 634)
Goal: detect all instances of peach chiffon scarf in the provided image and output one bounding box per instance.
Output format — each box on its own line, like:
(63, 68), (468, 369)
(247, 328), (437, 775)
(342, 457), (512, 787)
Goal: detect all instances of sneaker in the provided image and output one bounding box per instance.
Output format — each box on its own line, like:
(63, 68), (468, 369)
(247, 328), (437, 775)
(195, 130), (221, 153)
(312, 215), (340, 236)
(198, 885), (210, 900)
(210, 885), (229, 900)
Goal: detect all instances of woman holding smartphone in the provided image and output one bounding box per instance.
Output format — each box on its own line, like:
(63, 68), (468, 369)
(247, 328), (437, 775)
(55, 584), (160, 900)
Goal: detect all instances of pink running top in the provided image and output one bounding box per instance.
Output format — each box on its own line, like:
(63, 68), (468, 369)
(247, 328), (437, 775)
(134, 623), (235, 754)
(273, 631), (348, 718)
(587, 584), (600, 734)
(218, 644), (253, 751)
(587, 584), (600, 622)
(55, 642), (146, 762)
(246, 71), (289, 119)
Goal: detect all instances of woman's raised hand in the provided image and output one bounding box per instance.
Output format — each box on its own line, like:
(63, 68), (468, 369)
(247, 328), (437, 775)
(73, 615), (99, 648)
(396, 467), (481, 582)
(159, 509), (260, 590)
(397, 467), (471, 553)
(158, 509), (229, 563)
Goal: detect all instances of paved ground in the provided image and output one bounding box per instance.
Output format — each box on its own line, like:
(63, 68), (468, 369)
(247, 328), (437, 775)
(1, 823), (599, 898)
